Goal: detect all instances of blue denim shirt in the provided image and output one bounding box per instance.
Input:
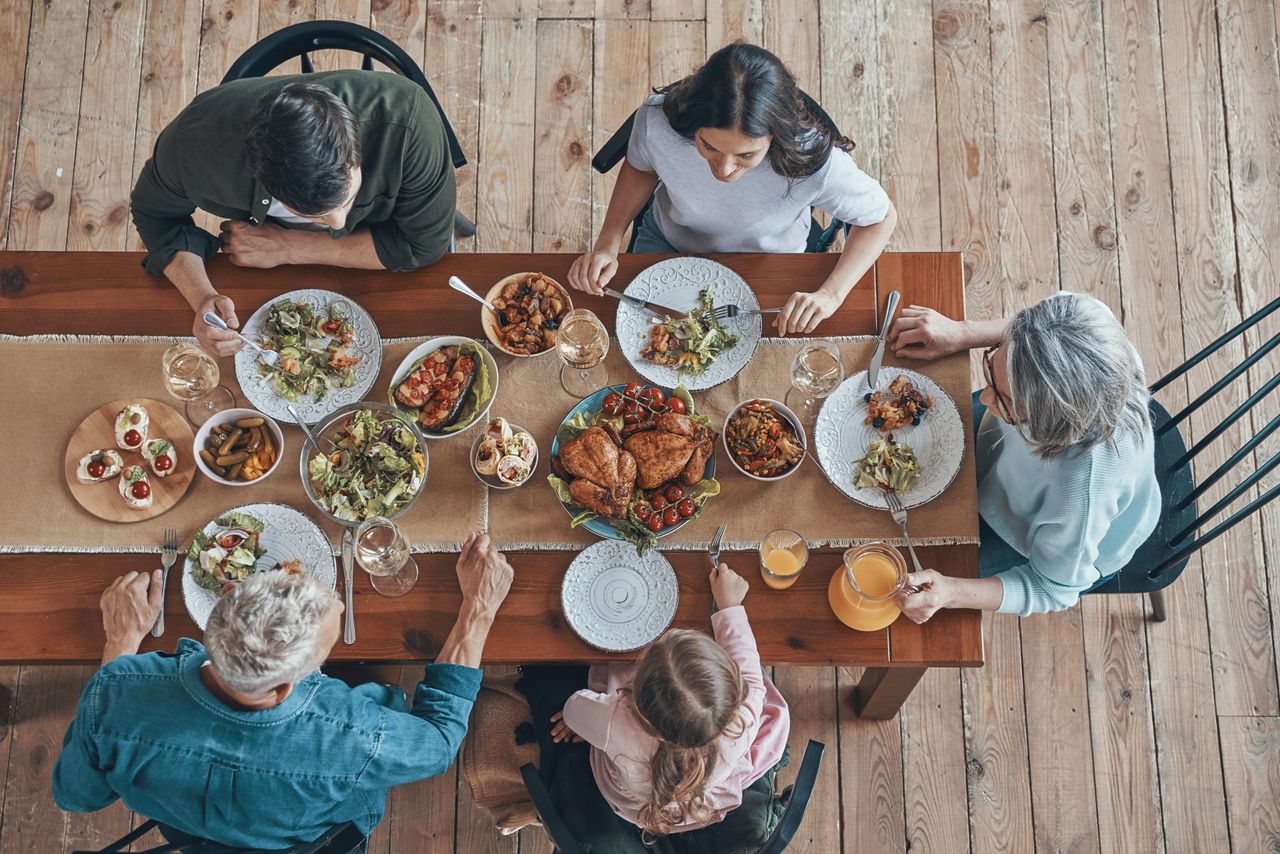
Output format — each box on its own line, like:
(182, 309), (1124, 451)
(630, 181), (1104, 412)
(52, 639), (482, 848)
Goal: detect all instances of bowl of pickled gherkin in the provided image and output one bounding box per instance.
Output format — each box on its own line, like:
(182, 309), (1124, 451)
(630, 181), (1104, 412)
(193, 409), (284, 486)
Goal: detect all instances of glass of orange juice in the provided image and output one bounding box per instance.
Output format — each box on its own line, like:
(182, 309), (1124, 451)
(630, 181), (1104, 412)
(759, 529), (808, 590)
(828, 543), (908, 631)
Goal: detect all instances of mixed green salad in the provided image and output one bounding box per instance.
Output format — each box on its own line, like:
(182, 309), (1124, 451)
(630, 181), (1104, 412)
(258, 298), (362, 402)
(854, 436), (923, 493)
(548, 385), (720, 556)
(642, 288), (740, 379)
(307, 408), (426, 522)
(188, 512), (267, 591)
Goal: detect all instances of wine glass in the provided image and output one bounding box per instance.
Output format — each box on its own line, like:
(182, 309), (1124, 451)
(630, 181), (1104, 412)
(354, 516), (418, 597)
(161, 342), (236, 425)
(557, 308), (610, 397)
(785, 339), (843, 423)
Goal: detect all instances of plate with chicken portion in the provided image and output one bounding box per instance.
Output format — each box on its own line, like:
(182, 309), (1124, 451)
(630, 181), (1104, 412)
(547, 382), (720, 555)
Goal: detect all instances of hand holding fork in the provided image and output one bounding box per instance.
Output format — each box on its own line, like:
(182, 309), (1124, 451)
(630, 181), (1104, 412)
(884, 491), (924, 595)
(150, 528), (179, 637)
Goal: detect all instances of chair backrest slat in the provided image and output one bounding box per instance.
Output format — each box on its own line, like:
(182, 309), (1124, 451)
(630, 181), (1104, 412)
(1150, 295), (1280, 394)
(1171, 368), (1280, 467)
(1159, 330), (1280, 434)
(758, 740), (825, 854)
(1171, 448), (1280, 545)
(1177, 409), (1280, 508)
(1151, 478), (1280, 578)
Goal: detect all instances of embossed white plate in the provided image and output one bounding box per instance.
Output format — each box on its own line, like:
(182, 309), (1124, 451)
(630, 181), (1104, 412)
(616, 257), (762, 392)
(182, 502), (336, 630)
(814, 368), (964, 509)
(561, 541), (679, 653)
(235, 289), (383, 425)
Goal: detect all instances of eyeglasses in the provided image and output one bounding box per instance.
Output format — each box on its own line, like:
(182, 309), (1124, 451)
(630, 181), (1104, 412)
(982, 345), (1016, 421)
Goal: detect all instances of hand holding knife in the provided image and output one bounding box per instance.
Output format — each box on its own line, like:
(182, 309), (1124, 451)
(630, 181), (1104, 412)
(866, 289), (902, 391)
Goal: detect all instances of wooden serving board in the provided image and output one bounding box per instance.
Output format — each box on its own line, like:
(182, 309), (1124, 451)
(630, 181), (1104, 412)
(63, 398), (196, 523)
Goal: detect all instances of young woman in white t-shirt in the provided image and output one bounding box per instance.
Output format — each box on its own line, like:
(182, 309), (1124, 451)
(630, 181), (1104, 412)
(567, 43), (897, 335)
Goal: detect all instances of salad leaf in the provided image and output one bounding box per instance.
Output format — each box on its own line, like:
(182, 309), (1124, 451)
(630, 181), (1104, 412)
(258, 298), (359, 402)
(215, 512), (266, 535)
(659, 289), (740, 380)
(307, 408), (424, 521)
(547, 474), (575, 504)
(671, 384), (711, 427)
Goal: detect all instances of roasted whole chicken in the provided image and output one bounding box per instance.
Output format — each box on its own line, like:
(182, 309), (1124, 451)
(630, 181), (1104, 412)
(623, 412), (716, 490)
(555, 426), (637, 519)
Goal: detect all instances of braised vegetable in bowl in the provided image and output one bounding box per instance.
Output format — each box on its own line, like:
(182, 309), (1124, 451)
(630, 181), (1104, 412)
(723, 399), (806, 480)
(482, 272), (572, 356)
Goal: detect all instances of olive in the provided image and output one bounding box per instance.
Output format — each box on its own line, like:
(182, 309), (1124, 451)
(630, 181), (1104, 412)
(863, 392), (873, 402)
(544, 317), (560, 330)
(911, 416), (921, 426)
(872, 417), (885, 428)
(518, 284), (532, 297)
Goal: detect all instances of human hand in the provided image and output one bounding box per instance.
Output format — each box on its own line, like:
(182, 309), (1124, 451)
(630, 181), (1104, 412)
(220, 220), (296, 269)
(895, 569), (951, 624)
(550, 710), (583, 743)
(709, 562), (749, 610)
(775, 290), (841, 336)
(195, 293), (243, 357)
(567, 250), (618, 295)
(888, 306), (968, 360)
(455, 532), (514, 618)
(100, 570), (164, 661)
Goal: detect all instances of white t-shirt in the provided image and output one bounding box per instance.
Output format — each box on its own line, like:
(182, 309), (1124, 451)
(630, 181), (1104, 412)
(625, 93), (891, 253)
(266, 197), (319, 226)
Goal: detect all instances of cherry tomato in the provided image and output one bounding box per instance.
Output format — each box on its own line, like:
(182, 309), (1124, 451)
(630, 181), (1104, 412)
(633, 503), (652, 522)
(218, 533), (244, 549)
(651, 495), (668, 511)
(640, 388), (665, 409)
(647, 513), (665, 533)
(665, 396), (687, 415)
(677, 498), (696, 518)
(86, 460), (106, 478)
(130, 480), (151, 500)
(154, 454), (174, 472)
(623, 410), (641, 426)
(602, 393), (624, 417)
(623, 382), (643, 400)
(664, 484), (685, 503)
(663, 506), (680, 526)
(123, 429), (142, 447)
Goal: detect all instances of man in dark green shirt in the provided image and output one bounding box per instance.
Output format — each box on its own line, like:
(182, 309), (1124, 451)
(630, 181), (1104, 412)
(131, 70), (457, 355)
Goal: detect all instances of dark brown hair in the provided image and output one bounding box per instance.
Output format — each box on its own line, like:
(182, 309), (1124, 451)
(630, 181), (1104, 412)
(245, 82), (361, 215)
(659, 42), (854, 180)
(625, 629), (748, 838)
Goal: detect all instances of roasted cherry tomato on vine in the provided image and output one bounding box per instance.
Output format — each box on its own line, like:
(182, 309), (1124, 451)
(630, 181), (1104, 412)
(647, 514), (665, 533)
(623, 409), (641, 426)
(633, 503), (652, 522)
(651, 495), (668, 511)
(623, 382), (643, 400)
(662, 506), (680, 526)
(664, 484), (685, 503)
(602, 392), (624, 416)
(665, 396), (687, 415)
(677, 498), (696, 518)
(640, 388), (665, 409)
(130, 481), (151, 500)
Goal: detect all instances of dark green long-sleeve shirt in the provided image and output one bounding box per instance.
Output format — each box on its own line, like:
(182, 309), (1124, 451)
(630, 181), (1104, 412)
(131, 70), (456, 275)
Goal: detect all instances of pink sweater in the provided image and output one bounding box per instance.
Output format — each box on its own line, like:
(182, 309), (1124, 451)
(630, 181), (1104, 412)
(561, 606), (790, 832)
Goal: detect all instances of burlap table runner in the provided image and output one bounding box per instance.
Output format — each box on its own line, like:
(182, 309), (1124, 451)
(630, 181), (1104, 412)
(487, 339), (978, 550)
(0, 335), (976, 554)
(0, 338), (484, 552)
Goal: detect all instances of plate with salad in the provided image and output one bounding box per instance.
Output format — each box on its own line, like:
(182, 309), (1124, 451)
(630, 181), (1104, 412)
(615, 257), (761, 392)
(182, 503), (335, 630)
(301, 403), (428, 524)
(547, 382), (720, 555)
(235, 289), (383, 425)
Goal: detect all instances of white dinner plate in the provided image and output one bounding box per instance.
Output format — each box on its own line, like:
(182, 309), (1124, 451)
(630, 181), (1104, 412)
(814, 368), (964, 509)
(234, 289), (382, 425)
(561, 540), (679, 652)
(615, 257), (762, 392)
(182, 502), (336, 630)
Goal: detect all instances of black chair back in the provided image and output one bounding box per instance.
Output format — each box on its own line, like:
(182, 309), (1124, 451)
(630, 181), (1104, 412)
(1088, 295), (1280, 612)
(519, 739), (825, 853)
(77, 818), (366, 854)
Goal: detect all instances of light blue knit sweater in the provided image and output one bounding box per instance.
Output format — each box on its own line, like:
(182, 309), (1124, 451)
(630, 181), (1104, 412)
(975, 411), (1162, 616)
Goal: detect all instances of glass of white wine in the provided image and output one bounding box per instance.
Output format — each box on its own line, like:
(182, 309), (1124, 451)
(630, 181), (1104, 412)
(787, 339), (844, 422)
(354, 516), (418, 597)
(161, 342), (236, 425)
(557, 308), (610, 397)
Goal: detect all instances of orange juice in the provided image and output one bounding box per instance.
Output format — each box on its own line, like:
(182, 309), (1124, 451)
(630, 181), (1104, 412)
(829, 544), (906, 631)
(761, 548), (803, 589)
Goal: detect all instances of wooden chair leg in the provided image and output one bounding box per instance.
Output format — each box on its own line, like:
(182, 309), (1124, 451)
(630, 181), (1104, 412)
(1148, 589), (1168, 622)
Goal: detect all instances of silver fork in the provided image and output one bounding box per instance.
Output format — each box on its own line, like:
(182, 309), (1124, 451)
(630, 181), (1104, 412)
(202, 311), (280, 367)
(151, 528), (179, 637)
(708, 524), (728, 615)
(712, 304), (783, 321)
(884, 490), (925, 592)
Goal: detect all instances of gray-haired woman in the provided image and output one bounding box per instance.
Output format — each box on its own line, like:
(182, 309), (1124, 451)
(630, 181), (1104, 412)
(885, 293), (1162, 621)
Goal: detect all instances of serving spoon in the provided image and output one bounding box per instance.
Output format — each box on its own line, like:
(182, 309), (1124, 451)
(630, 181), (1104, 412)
(287, 404), (326, 456)
(448, 275), (498, 313)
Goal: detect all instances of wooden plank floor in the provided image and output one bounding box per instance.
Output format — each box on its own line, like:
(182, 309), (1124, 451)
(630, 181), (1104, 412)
(1, 1), (1277, 851)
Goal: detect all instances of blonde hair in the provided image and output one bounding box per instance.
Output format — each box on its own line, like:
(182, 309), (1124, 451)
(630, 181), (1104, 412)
(624, 629), (748, 838)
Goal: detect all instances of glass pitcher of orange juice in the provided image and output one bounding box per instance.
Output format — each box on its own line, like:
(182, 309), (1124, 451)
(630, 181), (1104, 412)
(828, 543), (908, 631)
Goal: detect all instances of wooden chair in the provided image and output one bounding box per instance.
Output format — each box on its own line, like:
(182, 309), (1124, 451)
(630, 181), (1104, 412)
(75, 818), (366, 854)
(1085, 294), (1280, 620)
(519, 739), (825, 854)
(220, 19), (476, 238)
(590, 92), (851, 253)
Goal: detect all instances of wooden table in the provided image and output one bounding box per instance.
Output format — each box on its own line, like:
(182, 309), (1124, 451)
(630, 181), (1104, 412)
(0, 250), (983, 719)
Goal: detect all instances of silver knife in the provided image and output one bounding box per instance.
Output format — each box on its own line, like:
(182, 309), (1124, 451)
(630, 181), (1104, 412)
(867, 289), (902, 390)
(340, 527), (356, 645)
(603, 287), (687, 322)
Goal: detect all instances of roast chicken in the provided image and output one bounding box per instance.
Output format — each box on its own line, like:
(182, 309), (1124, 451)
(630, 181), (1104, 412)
(623, 412), (716, 490)
(556, 426), (637, 519)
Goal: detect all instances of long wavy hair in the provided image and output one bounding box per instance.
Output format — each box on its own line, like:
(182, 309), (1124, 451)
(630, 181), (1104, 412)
(623, 629), (748, 839)
(658, 42), (854, 180)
